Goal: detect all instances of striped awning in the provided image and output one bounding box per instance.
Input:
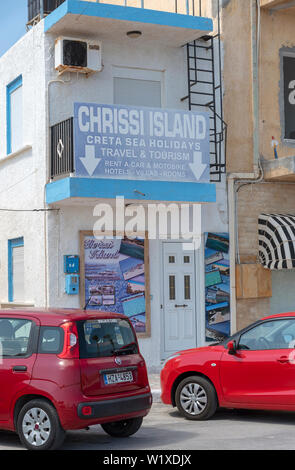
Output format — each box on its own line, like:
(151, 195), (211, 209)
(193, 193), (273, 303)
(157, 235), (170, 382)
(258, 214), (295, 270)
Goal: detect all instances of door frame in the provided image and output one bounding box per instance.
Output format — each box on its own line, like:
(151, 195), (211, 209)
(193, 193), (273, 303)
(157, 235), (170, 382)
(159, 237), (206, 360)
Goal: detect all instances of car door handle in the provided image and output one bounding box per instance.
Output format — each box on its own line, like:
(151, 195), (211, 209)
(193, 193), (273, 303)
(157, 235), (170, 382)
(277, 356), (291, 364)
(12, 366), (27, 372)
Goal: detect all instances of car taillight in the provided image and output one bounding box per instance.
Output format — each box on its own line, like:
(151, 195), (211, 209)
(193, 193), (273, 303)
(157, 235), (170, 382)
(58, 321), (79, 359)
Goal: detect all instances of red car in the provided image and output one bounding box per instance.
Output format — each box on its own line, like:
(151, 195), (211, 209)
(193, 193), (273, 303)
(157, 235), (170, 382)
(0, 308), (151, 450)
(161, 312), (295, 420)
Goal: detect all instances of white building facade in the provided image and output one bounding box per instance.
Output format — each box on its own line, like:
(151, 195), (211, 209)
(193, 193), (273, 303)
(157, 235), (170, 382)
(0, 0), (228, 370)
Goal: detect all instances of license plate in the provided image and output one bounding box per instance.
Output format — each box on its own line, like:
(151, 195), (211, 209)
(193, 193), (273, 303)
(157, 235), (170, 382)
(104, 371), (133, 385)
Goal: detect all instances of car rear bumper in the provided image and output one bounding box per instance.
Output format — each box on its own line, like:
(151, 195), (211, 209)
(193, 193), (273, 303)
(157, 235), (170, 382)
(77, 392), (152, 420)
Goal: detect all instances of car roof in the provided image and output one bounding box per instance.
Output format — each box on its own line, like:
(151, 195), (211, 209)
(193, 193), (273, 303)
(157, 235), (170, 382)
(0, 308), (126, 326)
(261, 312), (295, 321)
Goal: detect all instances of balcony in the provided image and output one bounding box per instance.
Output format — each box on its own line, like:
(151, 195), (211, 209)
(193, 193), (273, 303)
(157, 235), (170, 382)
(43, 0), (213, 48)
(261, 155), (295, 182)
(47, 116), (216, 205)
(28, 0), (65, 24)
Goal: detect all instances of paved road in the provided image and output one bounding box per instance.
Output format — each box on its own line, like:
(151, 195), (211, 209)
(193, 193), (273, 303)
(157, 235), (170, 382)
(2, 403), (295, 450)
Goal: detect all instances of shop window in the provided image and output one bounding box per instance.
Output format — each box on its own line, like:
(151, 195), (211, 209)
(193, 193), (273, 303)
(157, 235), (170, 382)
(8, 237), (24, 303)
(6, 75), (23, 154)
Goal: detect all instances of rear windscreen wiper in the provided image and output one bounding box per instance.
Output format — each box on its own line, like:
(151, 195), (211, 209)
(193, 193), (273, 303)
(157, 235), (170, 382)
(113, 342), (138, 355)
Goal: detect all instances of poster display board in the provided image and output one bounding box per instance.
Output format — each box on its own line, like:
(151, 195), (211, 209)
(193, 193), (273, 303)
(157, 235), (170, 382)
(80, 231), (151, 337)
(205, 232), (230, 342)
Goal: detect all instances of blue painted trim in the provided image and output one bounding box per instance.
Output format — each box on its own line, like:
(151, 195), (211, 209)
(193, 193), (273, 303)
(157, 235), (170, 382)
(44, 0), (213, 33)
(8, 237), (24, 303)
(6, 75), (22, 155)
(46, 177), (216, 204)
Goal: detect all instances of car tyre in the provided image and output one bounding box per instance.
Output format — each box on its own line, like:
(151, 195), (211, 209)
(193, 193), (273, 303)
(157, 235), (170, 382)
(17, 399), (66, 450)
(101, 417), (143, 437)
(175, 376), (217, 421)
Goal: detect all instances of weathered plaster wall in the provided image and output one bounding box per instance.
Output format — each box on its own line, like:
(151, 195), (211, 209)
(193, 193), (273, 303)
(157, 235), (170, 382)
(260, 8), (295, 159)
(221, 0), (254, 173)
(0, 23), (48, 307)
(236, 181), (295, 328)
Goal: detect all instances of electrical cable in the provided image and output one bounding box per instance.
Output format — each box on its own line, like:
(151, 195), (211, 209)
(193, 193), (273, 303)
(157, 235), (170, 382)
(0, 208), (59, 212)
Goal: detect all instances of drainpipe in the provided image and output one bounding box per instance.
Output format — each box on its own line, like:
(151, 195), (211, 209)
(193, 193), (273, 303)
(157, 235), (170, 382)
(227, 0), (261, 334)
(40, 0), (44, 19)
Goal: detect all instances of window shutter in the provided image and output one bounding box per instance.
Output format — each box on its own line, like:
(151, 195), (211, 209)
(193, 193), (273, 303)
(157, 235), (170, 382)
(12, 245), (24, 302)
(10, 84), (23, 153)
(114, 78), (161, 108)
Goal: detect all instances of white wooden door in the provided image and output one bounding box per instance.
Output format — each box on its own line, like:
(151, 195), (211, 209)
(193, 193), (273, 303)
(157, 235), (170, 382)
(163, 243), (197, 353)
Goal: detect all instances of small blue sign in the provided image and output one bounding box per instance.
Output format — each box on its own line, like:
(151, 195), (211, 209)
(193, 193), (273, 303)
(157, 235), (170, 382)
(64, 255), (80, 274)
(74, 103), (210, 183)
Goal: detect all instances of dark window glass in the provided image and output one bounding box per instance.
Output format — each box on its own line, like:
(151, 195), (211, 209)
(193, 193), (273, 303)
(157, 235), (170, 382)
(38, 327), (64, 354)
(239, 319), (295, 351)
(0, 318), (32, 357)
(77, 318), (138, 359)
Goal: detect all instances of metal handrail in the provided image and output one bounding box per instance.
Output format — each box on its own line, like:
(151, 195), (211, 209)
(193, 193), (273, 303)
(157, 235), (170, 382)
(36, 0), (202, 18)
(96, 0), (200, 16)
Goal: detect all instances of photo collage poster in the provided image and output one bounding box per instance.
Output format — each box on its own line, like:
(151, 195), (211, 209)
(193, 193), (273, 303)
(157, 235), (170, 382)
(205, 233), (231, 342)
(83, 235), (148, 334)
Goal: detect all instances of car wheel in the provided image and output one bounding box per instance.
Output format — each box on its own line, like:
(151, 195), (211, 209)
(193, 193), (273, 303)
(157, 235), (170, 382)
(175, 376), (217, 421)
(17, 399), (66, 450)
(101, 417), (143, 437)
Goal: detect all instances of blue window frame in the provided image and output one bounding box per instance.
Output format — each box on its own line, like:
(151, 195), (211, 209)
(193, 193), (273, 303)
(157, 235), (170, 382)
(8, 237), (24, 303)
(6, 75), (23, 155)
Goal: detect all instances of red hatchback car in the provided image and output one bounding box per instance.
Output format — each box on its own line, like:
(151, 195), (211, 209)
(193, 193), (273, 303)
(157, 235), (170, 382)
(161, 312), (295, 420)
(0, 308), (152, 450)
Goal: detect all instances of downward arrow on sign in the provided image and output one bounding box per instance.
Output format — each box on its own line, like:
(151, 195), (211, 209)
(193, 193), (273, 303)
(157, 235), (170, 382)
(189, 151), (208, 181)
(80, 145), (101, 176)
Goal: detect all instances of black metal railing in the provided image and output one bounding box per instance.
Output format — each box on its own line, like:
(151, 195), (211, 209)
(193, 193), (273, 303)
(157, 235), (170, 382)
(27, 0), (65, 24)
(51, 118), (74, 179)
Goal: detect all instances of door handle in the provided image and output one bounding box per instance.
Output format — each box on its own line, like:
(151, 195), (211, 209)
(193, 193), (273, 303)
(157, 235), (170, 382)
(277, 356), (290, 364)
(175, 304), (188, 308)
(12, 366), (27, 372)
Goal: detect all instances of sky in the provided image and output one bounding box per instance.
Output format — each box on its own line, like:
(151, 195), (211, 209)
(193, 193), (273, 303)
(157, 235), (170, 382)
(0, 0), (27, 57)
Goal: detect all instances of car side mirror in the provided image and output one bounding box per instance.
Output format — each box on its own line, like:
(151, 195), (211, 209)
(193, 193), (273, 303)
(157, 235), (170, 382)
(227, 340), (237, 355)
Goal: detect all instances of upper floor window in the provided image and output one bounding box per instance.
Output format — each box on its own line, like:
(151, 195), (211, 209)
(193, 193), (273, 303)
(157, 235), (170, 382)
(8, 237), (25, 303)
(113, 67), (162, 108)
(283, 54), (295, 141)
(6, 75), (23, 155)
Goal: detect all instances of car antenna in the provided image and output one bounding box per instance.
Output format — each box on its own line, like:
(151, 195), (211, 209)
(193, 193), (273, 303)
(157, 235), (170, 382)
(83, 297), (91, 311)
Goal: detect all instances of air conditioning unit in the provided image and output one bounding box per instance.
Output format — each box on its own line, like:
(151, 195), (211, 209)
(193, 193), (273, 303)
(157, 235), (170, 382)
(55, 37), (102, 75)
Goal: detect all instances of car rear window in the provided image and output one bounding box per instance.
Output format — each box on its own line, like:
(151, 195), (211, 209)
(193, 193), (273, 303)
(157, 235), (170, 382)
(38, 327), (64, 354)
(77, 318), (138, 359)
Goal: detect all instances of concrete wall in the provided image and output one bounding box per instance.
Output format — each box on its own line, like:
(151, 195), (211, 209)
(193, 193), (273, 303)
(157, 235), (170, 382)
(221, 0), (254, 173)
(0, 23), (48, 307)
(236, 181), (295, 328)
